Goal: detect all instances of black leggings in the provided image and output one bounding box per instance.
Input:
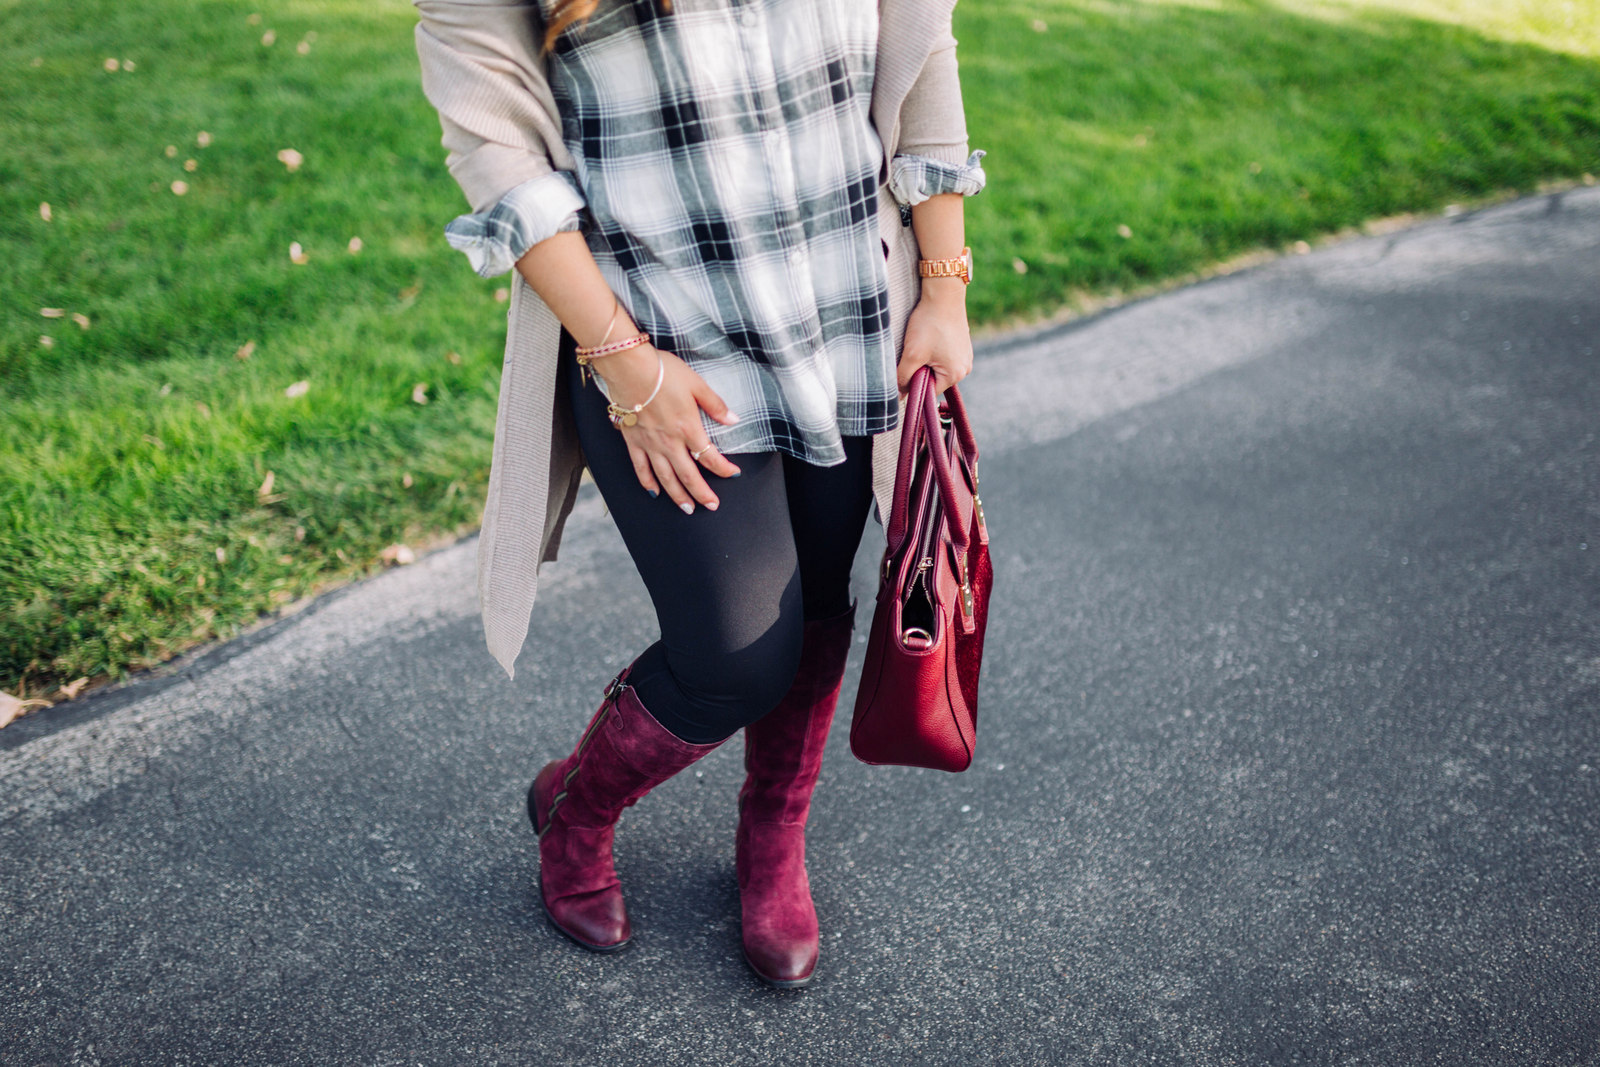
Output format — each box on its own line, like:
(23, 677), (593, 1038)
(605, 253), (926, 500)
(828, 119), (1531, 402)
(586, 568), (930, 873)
(565, 333), (875, 744)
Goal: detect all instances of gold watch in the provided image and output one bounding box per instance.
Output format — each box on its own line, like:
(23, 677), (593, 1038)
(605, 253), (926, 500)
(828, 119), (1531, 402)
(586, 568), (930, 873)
(918, 246), (973, 285)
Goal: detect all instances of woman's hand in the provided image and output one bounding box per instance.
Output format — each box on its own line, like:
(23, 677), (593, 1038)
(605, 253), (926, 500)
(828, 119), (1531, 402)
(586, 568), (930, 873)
(896, 276), (973, 394)
(592, 343), (742, 514)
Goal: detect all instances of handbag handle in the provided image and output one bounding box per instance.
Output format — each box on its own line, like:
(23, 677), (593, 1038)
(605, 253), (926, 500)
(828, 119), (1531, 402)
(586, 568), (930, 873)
(886, 367), (973, 557)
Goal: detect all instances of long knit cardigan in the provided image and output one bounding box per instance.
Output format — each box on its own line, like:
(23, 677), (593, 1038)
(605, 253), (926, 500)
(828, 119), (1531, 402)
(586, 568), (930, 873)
(413, 0), (974, 676)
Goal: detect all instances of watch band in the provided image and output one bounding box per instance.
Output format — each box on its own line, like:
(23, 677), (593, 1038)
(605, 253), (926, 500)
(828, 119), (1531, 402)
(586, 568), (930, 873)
(918, 246), (972, 284)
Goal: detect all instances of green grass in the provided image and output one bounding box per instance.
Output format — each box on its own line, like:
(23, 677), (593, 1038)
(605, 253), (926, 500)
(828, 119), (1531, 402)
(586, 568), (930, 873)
(2, 0), (1597, 696)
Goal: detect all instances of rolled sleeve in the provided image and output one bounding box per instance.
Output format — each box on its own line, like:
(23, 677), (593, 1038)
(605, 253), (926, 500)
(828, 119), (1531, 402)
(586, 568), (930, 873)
(887, 149), (987, 208)
(443, 170), (587, 277)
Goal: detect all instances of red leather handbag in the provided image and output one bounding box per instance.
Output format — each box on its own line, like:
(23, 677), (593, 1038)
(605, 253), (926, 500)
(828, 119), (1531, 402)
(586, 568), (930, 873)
(850, 366), (993, 772)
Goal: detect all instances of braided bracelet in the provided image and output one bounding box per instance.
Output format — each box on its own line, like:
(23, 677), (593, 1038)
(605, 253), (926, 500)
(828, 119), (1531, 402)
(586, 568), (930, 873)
(601, 350), (666, 429)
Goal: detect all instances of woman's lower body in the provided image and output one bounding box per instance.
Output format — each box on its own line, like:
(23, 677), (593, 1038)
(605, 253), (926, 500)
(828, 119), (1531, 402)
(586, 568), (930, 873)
(527, 333), (875, 986)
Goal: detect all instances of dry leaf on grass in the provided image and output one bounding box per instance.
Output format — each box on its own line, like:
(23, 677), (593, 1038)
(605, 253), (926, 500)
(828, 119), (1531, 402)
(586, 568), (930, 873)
(104, 57), (119, 72)
(216, 547), (227, 563)
(184, 158), (197, 172)
(494, 287), (509, 303)
(380, 544), (416, 566)
(411, 383), (429, 405)
(289, 241), (308, 264)
(73, 312), (90, 330)
(39, 335), (54, 348)
(297, 39), (311, 55)
(40, 307), (64, 318)
(277, 147), (303, 171)
(247, 12), (261, 25)
(347, 236), (363, 254)
(262, 30), (276, 46)
(121, 59), (135, 71)
(402, 472), (414, 488)
(171, 180), (189, 196)
(284, 379), (310, 398)
(57, 677), (89, 700)
(39, 201), (52, 222)
(197, 130), (212, 147)
(1011, 258), (1028, 275)
(165, 145), (178, 158)
(235, 339), (256, 361)
(446, 351), (462, 365)
(257, 470), (276, 498)
(1117, 224), (1133, 239)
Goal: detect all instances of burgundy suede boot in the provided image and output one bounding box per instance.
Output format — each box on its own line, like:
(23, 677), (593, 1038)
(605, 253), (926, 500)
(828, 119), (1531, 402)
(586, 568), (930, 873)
(528, 668), (720, 952)
(736, 605), (855, 987)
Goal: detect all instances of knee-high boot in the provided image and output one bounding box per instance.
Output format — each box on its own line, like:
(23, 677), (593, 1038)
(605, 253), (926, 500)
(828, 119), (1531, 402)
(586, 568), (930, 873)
(736, 605), (855, 987)
(529, 667), (722, 951)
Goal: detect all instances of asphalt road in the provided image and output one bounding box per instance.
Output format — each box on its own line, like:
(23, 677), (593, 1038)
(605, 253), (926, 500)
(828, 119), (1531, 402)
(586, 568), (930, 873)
(3, 188), (1597, 1066)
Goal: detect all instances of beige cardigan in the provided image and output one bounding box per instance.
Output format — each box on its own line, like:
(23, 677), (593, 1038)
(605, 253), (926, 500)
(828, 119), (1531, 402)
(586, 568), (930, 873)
(414, 0), (975, 676)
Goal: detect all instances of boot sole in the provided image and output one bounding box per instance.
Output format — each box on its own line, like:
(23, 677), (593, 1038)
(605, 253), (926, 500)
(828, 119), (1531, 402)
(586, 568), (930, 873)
(742, 947), (815, 989)
(529, 778), (632, 954)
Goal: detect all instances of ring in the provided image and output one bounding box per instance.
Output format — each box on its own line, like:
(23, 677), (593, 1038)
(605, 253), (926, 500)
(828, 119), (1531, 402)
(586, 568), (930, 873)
(692, 443), (715, 461)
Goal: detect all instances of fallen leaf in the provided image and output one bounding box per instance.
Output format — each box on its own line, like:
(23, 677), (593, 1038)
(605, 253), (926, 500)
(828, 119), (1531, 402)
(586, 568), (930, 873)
(58, 677), (90, 700)
(171, 180), (189, 196)
(235, 340), (256, 361)
(347, 236), (363, 253)
(1011, 258), (1028, 275)
(1, 692), (52, 729)
(1293, 240), (1311, 255)
(411, 382), (429, 405)
(296, 39), (311, 55)
(1248, 161), (1263, 174)
(39, 201), (51, 222)
(104, 57), (119, 72)
(247, 12), (262, 25)
(184, 158), (197, 172)
(257, 470), (276, 498)
(262, 30), (276, 46)
(494, 287), (509, 303)
(284, 379), (310, 398)
(121, 59), (135, 72)
(31, 56), (43, 67)
(289, 241), (309, 264)
(40, 307), (64, 318)
(196, 401), (212, 418)
(446, 351), (462, 365)
(1031, 18), (1047, 31)
(197, 130), (213, 147)
(216, 547), (227, 563)
(294, 526), (306, 542)
(1117, 224), (1133, 239)
(381, 544), (417, 566)
(159, 382), (172, 396)
(277, 147), (303, 171)
(165, 144), (178, 158)
(402, 472), (414, 488)
(1131, 133), (1147, 148)
(72, 312), (90, 330)
(39, 335), (54, 348)
(398, 284), (422, 301)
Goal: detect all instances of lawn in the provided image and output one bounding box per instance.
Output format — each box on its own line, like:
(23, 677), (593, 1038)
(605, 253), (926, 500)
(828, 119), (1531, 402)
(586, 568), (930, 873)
(3, 0), (1597, 698)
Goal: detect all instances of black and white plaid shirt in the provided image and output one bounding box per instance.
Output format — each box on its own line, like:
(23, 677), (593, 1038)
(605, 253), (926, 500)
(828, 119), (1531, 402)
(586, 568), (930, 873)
(445, 0), (985, 464)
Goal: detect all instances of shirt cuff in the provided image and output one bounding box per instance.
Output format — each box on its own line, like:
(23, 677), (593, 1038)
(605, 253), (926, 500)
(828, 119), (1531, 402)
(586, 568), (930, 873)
(443, 171), (586, 278)
(887, 149), (988, 209)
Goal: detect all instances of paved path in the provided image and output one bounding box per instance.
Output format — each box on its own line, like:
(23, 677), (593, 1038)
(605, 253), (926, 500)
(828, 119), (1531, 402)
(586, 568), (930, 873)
(4, 189), (1598, 1066)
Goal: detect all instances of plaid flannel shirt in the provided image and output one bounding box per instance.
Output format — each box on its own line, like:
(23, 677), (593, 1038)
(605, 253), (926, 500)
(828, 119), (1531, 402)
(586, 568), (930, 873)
(445, 0), (986, 465)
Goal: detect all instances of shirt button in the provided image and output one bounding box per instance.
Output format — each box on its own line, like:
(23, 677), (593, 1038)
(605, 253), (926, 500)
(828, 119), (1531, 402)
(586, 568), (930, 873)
(740, 9), (757, 27)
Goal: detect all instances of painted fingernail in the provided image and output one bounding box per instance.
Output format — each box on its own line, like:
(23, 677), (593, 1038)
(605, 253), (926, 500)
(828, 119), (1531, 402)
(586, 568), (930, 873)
(647, 488), (659, 498)
(680, 502), (694, 515)
(706, 500), (719, 511)
(729, 469), (742, 479)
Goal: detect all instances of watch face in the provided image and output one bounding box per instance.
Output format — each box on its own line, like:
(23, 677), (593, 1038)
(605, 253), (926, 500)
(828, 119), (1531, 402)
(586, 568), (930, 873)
(962, 248), (973, 283)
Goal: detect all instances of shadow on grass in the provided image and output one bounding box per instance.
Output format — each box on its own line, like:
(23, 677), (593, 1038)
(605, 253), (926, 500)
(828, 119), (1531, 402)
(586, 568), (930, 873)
(959, 0), (1600, 321)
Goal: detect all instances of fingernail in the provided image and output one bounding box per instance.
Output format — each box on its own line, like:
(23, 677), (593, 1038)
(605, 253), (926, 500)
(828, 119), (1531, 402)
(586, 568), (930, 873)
(706, 500), (719, 511)
(679, 502), (694, 515)
(724, 412), (741, 424)
(729, 469), (742, 479)
(647, 488), (659, 498)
